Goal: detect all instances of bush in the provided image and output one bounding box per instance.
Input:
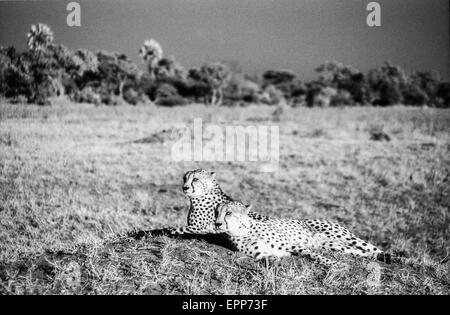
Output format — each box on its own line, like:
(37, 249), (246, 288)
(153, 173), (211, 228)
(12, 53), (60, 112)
(101, 93), (123, 106)
(156, 96), (187, 106)
(262, 85), (285, 105)
(315, 61), (369, 104)
(367, 62), (407, 106)
(223, 74), (262, 104)
(435, 82), (450, 108)
(261, 70), (304, 101)
(290, 79), (307, 98)
(8, 95), (29, 104)
(305, 82), (338, 107)
(0, 47), (34, 101)
(155, 83), (178, 99)
(1, 65), (34, 100)
(72, 87), (101, 105)
(403, 84), (429, 106)
(123, 88), (141, 105)
(154, 57), (186, 80)
(155, 83), (187, 106)
(262, 70), (296, 85)
(330, 90), (354, 106)
(372, 83), (402, 106)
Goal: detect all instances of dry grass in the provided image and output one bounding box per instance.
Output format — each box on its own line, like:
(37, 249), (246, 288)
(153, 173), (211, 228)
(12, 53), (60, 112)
(0, 100), (449, 295)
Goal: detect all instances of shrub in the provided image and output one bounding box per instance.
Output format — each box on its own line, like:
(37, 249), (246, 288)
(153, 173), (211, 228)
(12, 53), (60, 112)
(155, 83), (187, 106)
(154, 57), (186, 81)
(156, 96), (187, 106)
(290, 79), (307, 98)
(367, 124), (391, 141)
(410, 71), (439, 102)
(372, 82), (402, 106)
(263, 85), (285, 105)
(262, 70), (303, 101)
(330, 90), (354, 106)
(262, 70), (296, 86)
(184, 68), (210, 103)
(306, 82), (339, 107)
(0, 48), (57, 104)
(101, 93), (123, 106)
(123, 88), (141, 105)
(8, 95), (29, 104)
(435, 82), (450, 108)
(402, 84), (429, 106)
(155, 83), (178, 99)
(1, 62), (33, 100)
(316, 61), (369, 105)
(223, 74), (262, 104)
(72, 87), (101, 105)
(367, 62), (408, 106)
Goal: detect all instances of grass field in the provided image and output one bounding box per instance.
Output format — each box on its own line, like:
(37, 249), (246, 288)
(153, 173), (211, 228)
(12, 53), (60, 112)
(0, 100), (449, 295)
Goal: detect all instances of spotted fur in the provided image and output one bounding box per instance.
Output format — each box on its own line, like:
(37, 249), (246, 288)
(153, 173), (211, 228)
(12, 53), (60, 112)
(215, 201), (392, 267)
(168, 169), (268, 235)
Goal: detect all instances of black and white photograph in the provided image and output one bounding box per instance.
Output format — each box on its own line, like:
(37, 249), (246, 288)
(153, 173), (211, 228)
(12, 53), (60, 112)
(0, 0), (449, 298)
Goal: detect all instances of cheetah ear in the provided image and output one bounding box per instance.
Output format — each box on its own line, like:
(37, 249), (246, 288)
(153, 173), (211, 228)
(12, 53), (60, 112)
(210, 172), (216, 179)
(244, 204), (252, 213)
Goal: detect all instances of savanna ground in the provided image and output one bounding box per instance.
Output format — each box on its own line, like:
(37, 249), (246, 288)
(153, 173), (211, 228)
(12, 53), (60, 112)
(0, 100), (449, 295)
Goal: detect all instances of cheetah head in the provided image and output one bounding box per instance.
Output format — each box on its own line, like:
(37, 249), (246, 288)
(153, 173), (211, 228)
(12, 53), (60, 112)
(215, 201), (253, 236)
(182, 169), (217, 198)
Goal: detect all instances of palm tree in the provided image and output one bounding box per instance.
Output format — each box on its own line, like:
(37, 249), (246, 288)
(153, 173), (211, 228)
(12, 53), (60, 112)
(27, 23), (54, 51)
(139, 39), (163, 78)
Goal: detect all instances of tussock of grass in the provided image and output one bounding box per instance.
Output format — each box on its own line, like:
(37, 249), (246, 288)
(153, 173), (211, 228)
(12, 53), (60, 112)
(0, 102), (449, 294)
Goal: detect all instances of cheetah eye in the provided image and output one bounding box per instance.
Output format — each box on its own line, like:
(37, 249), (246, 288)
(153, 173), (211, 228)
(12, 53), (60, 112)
(225, 211), (232, 216)
(192, 178), (198, 182)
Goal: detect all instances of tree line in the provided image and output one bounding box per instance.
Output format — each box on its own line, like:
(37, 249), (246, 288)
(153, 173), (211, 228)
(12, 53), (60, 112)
(1, 23), (449, 107)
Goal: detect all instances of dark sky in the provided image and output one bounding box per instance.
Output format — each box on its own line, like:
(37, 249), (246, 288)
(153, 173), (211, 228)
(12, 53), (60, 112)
(0, 0), (448, 79)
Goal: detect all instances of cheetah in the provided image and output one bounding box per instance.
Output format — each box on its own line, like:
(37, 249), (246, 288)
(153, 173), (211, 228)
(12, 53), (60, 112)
(215, 201), (392, 267)
(166, 169), (269, 236)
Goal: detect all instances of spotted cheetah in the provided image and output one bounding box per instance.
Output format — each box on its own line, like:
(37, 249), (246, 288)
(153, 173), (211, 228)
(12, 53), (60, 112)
(215, 201), (392, 266)
(166, 169), (269, 236)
